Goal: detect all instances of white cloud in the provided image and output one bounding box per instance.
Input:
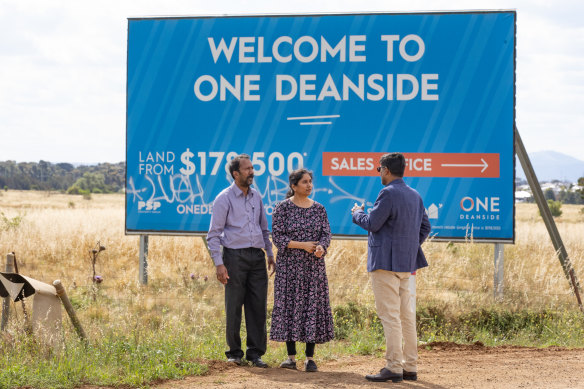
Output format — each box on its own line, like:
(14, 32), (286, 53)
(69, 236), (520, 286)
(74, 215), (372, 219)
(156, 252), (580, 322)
(1, 0), (583, 162)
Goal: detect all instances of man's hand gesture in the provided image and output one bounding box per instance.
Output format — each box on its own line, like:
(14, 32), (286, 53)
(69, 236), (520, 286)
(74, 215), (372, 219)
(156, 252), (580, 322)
(351, 202), (365, 214)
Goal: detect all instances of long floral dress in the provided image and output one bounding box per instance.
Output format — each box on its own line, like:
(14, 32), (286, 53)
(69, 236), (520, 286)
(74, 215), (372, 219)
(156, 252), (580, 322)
(270, 198), (334, 343)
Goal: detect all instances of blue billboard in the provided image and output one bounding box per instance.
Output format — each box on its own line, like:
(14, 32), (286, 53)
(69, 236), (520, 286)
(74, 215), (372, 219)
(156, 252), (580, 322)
(126, 11), (516, 241)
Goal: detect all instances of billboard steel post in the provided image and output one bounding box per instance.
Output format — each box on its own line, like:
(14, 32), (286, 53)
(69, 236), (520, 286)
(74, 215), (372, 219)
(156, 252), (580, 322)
(139, 235), (149, 285)
(515, 126), (583, 312)
(494, 243), (504, 301)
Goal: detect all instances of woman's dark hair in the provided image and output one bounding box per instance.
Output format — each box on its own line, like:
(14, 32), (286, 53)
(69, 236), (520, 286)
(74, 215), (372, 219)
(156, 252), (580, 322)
(286, 168), (313, 198)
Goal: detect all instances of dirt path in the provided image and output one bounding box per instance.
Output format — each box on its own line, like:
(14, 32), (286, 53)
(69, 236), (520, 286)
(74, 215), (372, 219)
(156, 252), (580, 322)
(158, 343), (584, 389)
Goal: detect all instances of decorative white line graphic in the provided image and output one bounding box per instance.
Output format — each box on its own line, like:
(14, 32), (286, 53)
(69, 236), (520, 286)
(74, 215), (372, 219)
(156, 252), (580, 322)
(300, 121), (332, 125)
(287, 115), (340, 120)
(288, 115), (339, 126)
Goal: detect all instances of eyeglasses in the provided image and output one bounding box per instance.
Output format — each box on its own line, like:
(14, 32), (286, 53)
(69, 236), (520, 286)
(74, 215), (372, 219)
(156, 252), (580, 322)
(376, 166), (385, 172)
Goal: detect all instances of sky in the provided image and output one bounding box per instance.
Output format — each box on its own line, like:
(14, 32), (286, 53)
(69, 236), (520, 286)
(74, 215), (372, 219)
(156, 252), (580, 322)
(0, 0), (582, 164)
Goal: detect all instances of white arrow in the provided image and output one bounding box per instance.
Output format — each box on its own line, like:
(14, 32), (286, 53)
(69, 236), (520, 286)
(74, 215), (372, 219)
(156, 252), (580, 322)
(441, 158), (489, 173)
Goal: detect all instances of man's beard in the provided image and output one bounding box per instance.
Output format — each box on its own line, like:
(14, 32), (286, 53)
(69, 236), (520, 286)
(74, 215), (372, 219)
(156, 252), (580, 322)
(240, 175), (254, 187)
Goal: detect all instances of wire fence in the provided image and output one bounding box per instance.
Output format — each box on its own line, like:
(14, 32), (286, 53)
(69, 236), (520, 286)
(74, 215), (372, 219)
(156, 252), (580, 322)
(3, 280), (577, 303)
(4, 253), (581, 315)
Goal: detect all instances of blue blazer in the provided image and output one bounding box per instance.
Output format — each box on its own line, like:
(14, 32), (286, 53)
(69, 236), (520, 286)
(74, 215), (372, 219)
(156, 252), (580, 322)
(352, 178), (431, 273)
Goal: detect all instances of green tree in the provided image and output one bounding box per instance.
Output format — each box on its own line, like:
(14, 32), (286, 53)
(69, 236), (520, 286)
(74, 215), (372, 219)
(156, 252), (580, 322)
(558, 190), (584, 205)
(543, 188), (556, 201)
(540, 199), (562, 217)
(578, 178), (584, 212)
(67, 172), (108, 194)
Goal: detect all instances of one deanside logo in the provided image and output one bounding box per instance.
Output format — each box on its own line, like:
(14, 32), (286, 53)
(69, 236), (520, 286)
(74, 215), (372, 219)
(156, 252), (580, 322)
(459, 196), (500, 220)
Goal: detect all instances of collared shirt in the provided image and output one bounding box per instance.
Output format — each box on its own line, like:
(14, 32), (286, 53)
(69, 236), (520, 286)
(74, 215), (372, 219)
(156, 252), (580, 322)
(206, 182), (274, 266)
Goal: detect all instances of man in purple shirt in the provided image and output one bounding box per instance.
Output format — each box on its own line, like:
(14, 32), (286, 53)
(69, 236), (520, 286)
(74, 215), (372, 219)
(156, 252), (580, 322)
(207, 154), (275, 368)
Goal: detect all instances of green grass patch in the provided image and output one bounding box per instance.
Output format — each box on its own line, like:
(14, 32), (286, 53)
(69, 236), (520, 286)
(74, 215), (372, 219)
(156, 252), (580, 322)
(416, 302), (584, 346)
(1, 301), (583, 388)
(0, 326), (208, 389)
(332, 301), (584, 347)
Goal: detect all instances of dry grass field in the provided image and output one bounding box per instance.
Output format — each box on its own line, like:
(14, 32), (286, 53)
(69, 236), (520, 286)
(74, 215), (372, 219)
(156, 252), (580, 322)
(1, 189), (583, 313)
(1, 190), (584, 388)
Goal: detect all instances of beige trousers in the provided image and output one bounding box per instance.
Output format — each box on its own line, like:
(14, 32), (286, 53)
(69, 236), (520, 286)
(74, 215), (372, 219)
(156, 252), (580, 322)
(370, 269), (417, 374)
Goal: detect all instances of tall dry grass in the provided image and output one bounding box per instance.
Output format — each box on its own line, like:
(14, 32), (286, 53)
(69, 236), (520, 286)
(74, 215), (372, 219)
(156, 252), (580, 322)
(2, 190), (583, 388)
(1, 190), (583, 322)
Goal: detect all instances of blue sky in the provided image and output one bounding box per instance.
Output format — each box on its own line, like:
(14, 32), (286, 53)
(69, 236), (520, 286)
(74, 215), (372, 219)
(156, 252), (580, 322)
(1, 0), (582, 163)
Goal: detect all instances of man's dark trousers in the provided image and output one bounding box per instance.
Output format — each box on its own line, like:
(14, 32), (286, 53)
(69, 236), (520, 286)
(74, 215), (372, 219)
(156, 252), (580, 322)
(223, 247), (268, 360)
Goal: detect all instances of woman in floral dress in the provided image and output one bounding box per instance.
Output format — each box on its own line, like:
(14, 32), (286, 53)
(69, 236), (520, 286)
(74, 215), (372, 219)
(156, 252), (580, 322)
(270, 168), (334, 372)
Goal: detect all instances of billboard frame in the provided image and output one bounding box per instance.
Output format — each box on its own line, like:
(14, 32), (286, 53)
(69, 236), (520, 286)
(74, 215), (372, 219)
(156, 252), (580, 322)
(125, 10), (517, 244)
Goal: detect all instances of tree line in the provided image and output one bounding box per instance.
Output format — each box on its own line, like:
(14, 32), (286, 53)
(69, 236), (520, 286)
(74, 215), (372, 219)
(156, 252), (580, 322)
(541, 177), (584, 205)
(0, 160), (125, 194)
(1, 160), (583, 203)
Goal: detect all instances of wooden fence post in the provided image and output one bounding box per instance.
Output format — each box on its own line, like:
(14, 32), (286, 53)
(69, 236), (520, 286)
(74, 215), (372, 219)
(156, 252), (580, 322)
(53, 280), (87, 341)
(1, 253), (15, 331)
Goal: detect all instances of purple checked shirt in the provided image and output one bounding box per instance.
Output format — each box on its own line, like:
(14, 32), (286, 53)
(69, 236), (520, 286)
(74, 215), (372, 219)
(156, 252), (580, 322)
(206, 182), (274, 266)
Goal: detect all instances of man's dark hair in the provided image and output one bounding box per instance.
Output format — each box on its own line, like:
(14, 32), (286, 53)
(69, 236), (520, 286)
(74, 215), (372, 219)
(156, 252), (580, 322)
(228, 153), (251, 178)
(380, 153), (406, 177)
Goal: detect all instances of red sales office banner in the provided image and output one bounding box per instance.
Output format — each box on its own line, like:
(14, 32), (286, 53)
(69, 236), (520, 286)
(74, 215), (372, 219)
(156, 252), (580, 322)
(322, 152), (500, 177)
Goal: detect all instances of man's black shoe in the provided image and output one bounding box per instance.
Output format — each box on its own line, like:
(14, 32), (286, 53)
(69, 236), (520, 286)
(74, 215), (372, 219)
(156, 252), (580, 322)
(250, 358), (269, 368)
(365, 368), (403, 383)
(227, 357), (243, 366)
(403, 370), (417, 381)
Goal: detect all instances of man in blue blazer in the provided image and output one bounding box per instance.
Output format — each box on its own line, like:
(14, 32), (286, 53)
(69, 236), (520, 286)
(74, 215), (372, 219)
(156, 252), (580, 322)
(352, 152), (431, 383)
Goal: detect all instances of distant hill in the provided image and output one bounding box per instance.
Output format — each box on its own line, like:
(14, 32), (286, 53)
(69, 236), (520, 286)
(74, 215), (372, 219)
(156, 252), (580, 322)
(516, 151), (584, 182)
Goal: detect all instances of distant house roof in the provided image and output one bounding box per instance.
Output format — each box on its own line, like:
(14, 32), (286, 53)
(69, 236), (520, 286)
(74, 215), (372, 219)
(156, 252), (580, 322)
(515, 191), (532, 199)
